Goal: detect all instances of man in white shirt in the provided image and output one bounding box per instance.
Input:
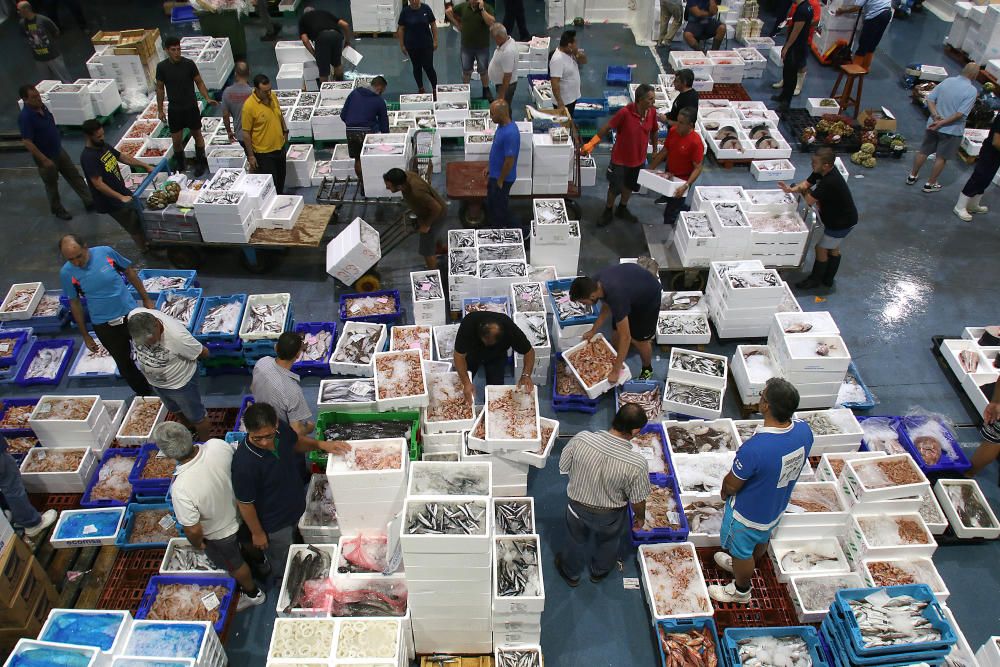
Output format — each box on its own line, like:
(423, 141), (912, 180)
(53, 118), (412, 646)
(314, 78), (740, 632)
(487, 23), (518, 104)
(250, 332), (314, 437)
(128, 308), (212, 442)
(549, 30), (586, 115)
(155, 421), (266, 612)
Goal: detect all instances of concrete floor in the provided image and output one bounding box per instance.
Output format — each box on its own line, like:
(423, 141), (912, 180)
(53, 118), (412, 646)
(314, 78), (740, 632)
(0, 0), (998, 664)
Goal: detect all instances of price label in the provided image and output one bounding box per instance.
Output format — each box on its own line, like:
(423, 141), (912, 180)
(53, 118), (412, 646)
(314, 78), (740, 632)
(201, 592), (220, 611)
(0, 342), (11, 354)
(634, 445), (656, 462)
(623, 577), (640, 590)
(408, 342), (422, 351)
(349, 302), (362, 313)
(348, 381), (369, 396)
(82, 524), (98, 535)
(156, 449), (167, 458)
(158, 514), (176, 530)
(36, 450), (47, 460)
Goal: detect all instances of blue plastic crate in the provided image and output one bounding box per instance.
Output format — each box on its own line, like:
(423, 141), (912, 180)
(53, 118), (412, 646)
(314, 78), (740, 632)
(81, 448), (140, 508)
(136, 574), (237, 634)
(59, 293), (94, 328)
(115, 502), (183, 550)
(629, 473), (688, 544)
(193, 294), (247, 342)
(234, 395), (255, 432)
(339, 290), (402, 324)
(606, 65), (632, 86)
(572, 97), (609, 119)
(291, 321), (337, 377)
(133, 269), (198, 298)
(551, 353), (599, 406)
(840, 361), (876, 410)
(897, 415), (971, 475)
(604, 90), (631, 112)
(833, 585), (956, 657)
(225, 431), (244, 445)
(0, 328), (31, 367)
(128, 443), (174, 494)
(633, 422), (672, 475)
(19, 290), (68, 333)
(615, 379), (662, 417)
(724, 626), (829, 667)
(155, 288), (203, 333)
(822, 605), (951, 667)
(546, 279), (600, 326)
(14, 337), (74, 386)
(655, 617), (723, 667)
(461, 296), (509, 318)
(0, 397), (39, 436)
(67, 332), (119, 380)
(0, 336), (34, 385)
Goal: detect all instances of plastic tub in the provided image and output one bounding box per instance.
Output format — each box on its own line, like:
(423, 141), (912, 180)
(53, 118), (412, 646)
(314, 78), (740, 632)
(135, 575), (237, 635)
(629, 473), (688, 544)
(897, 415), (971, 475)
(80, 448), (140, 508)
(292, 321), (337, 376)
(14, 337), (74, 386)
(724, 626), (829, 667)
(134, 269), (197, 298)
(128, 444), (175, 494)
(155, 288), (203, 332)
(115, 502), (182, 551)
(0, 328), (30, 367)
(833, 584), (956, 656)
(339, 289), (402, 324)
(192, 294), (247, 341)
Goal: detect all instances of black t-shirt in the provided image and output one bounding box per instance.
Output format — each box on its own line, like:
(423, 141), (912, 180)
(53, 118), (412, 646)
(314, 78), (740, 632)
(231, 420), (307, 534)
(454, 311), (531, 361)
(787, 1), (814, 60)
(667, 88), (699, 123)
(982, 114), (1000, 162)
(155, 57), (200, 110)
(299, 9), (342, 42)
(594, 263), (662, 325)
(80, 145), (130, 214)
(807, 168), (858, 232)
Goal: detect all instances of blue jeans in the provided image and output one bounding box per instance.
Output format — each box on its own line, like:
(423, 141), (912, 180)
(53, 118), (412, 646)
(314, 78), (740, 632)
(486, 178), (514, 230)
(152, 373), (207, 423)
(0, 452), (41, 529)
(560, 501), (628, 579)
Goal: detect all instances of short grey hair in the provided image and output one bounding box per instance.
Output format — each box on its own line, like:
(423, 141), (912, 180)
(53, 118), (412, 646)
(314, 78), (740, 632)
(127, 312), (160, 344)
(153, 421), (195, 460)
(491, 23), (508, 39)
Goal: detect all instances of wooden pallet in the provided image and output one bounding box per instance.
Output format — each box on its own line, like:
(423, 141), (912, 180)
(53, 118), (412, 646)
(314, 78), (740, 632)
(24, 523), (118, 610)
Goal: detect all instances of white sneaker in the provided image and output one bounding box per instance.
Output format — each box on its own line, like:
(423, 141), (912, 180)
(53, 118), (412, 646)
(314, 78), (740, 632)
(771, 81), (784, 89)
(969, 203), (989, 214)
(708, 581), (752, 604)
(713, 551), (734, 573)
(23, 510), (57, 538)
(236, 589), (266, 612)
(954, 207), (973, 221)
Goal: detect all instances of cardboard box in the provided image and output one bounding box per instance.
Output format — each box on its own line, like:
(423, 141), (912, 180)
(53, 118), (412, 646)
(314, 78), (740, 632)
(0, 539), (32, 603)
(0, 557), (57, 625)
(858, 107), (897, 131)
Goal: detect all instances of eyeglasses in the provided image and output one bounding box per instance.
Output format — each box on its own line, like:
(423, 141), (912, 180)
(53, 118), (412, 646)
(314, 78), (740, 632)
(248, 431), (278, 445)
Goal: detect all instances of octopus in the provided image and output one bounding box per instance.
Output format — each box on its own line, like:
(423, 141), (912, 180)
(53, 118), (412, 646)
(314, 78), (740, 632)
(913, 436), (942, 466)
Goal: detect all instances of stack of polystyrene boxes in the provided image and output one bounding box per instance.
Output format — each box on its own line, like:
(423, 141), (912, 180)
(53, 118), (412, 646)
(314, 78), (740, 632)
(86, 45), (110, 79)
(284, 143), (315, 189)
(194, 169), (257, 243)
(401, 461), (493, 655)
(194, 37), (234, 90)
(656, 291), (711, 346)
(511, 281), (550, 385)
(767, 311), (850, 409)
(274, 40), (318, 87)
(510, 121), (534, 195)
(492, 528), (545, 648)
(477, 228), (528, 299)
(47, 83), (93, 125)
(706, 50), (745, 83)
(970, 3), (1000, 61)
(360, 134), (411, 198)
(312, 102), (347, 141)
(529, 199), (579, 277)
(674, 211), (718, 267)
(736, 47), (766, 78)
(948, 2), (973, 49)
(327, 438), (409, 535)
(326, 217), (381, 285)
(101, 50), (158, 95)
(234, 172), (277, 215)
(447, 229), (479, 311)
(411, 270), (447, 326)
(82, 79), (121, 116)
(516, 36), (549, 76)
(28, 395), (115, 451)
(435, 84), (470, 105)
(465, 386), (543, 496)
(743, 189), (808, 266)
(464, 127), (494, 161)
(532, 128), (573, 195)
(704, 260), (784, 339)
(662, 348), (727, 419)
(352, 0), (400, 32)
(691, 186), (751, 261)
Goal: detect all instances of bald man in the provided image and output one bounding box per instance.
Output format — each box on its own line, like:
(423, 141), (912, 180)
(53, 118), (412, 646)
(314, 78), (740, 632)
(486, 99), (520, 231)
(17, 1), (70, 82)
(222, 61), (253, 145)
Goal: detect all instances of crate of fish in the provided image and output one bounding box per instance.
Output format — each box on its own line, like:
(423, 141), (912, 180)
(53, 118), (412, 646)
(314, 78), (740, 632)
(160, 538), (229, 577)
(133, 269), (198, 298)
(510, 282), (547, 315)
(572, 96), (610, 119)
(768, 537), (853, 583)
(672, 452), (734, 497)
(787, 572), (865, 624)
(840, 454), (930, 504)
(615, 380), (662, 421)
(115, 502), (183, 551)
(832, 584), (956, 657)
(551, 356), (599, 413)
(724, 626), (828, 667)
(656, 311), (712, 346)
(463, 296), (510, 318)
(81, 447), (140, 508)
(630, 423), (671, 476)
(859, 557), (949, 604)
(895, 416), (971, 476)
(267, 617), (338, 662)
(514, 311), (551, 357)
(18, 289), (67, 333)
(499, 415), (558, 468)
(128, 443), (176, 494)
(422, 372), (476, 434)
(330, 321), (386, 377)
(795, 409), (864, 453)
(68, 333), (119, 380)
(315, 410), (421, 462)
(193, 294), (246, 342)
(433, 323), (459, 362)
(317, 377), (376, 414)
(38, 608), (133, 660)
(546, 279), (600, 328)
(0, 396), (39, 436)
(492, 497), (535, 535)
(50, 506), (127, 548)
(401, 496), (491, 553)
(638, 542), (713, 622)
(155, 288), (202, 332)
(484, 385), (541, 452)
(411, 270), (446, 326)
(662, 378), (724, 420)
(0, 281), (44, 321)
(340, 290), (402, 325)
(821, 606), (948, 667)
(389, 324), (434, 363)
(780, 481), (849, 530)
(843, 513), (937, 566)
(136, 574), (237, 635)
(19, 446), (98, 493)
(277, 543), (338, 617)
(0, 335), (35, 385)
(0, 327), (31, 368)
(290, 321), (337, 377)
(933, 478), (1000, 539)
(117, 396), (168, 448)
(238, 292), (291, 343)
(562, 334), (632, 400)
(408, 461), (492, 499)
(663, 418), (740, 460)
(122, 619), (223, 666)
(14, 337), (74, 386)
(655, 617), (723, 667)
(837, 362), (876, 411)
(668, 348), (728, 391)
(630, 474), (688, 545)
(299, 474), (340, 544)
(492, 533), (545, 614)
(683, 496), (724, 547)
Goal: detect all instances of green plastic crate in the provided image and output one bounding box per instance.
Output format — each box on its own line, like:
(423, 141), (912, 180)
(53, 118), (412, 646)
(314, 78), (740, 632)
(311, 410), (421, 464)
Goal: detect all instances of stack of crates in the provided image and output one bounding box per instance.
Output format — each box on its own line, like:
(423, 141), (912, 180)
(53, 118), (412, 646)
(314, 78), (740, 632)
(194, 294), (247, 376)
(241, 293), (294, 366)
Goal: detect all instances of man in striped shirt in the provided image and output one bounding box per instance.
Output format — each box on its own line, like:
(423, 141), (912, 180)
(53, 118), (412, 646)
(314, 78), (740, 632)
(555, 404), (651, 586)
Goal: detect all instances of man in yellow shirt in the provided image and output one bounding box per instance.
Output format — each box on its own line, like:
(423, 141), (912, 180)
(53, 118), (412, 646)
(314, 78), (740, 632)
(241, 73), (289, 193)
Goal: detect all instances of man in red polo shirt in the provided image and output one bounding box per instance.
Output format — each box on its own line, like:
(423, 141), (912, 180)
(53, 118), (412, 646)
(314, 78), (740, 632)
(582, 83), (659, 227)
(647, 107), (704, 226)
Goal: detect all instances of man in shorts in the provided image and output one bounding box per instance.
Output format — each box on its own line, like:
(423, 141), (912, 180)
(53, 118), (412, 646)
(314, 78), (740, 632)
(683, 0), (727, 51)
(778, 147), (857, 290)
(710, 378), (813, 604)
(155, 421), (267, 612)
(569, 263), (662, 382)
(155, 35), (219, 177)
(299, 4), (353, 83)
(446, 0), (497, 100)
(340, 76), (389, 187)
(966, 380), (1000, 478)
(906, 63), (979, 193)
(581, 84), (659, 227)
(383, 168), (447, 269)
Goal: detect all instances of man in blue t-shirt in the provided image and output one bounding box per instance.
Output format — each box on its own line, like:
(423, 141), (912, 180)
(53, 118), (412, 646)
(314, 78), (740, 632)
(59, 234), (154, 396)
(486, 99), (521, 233)
(709, 377), (813, 604)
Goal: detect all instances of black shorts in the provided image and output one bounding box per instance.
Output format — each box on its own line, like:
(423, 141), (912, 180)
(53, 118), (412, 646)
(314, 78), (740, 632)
(347, 130), (368, 159)
(685, 17), (721, 40)
(202, 531), (245, 572)
(624, 306), (658, 342)
(980, 382), (1000, 444)
(607, 162), (641, 194)
(167, 105), (202, 134)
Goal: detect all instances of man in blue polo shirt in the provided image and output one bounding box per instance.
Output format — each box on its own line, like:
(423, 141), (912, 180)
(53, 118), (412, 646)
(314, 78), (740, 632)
(18, 84), (92, 220)
(709, 378), (813, 604)
(232, 402), (351, 582)
(486, 99), (520, 232)
(59, 234), (153, 396)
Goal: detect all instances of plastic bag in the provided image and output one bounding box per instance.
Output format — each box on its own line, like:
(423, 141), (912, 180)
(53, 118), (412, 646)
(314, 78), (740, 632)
(859, 417), (906, 455)
(121, 89), (152, 114)
(325, 578), (408, 616)
(339, 534), (388, 573)
(901, 409), (962, 466)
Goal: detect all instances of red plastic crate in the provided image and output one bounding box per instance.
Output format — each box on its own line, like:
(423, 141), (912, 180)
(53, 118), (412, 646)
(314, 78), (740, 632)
(696, 547), (797, 630)
(98, 548), (167, 613)
(700, 84), (752, 102)
(29, 493), (82, 514)
(165, 407), (239, 440)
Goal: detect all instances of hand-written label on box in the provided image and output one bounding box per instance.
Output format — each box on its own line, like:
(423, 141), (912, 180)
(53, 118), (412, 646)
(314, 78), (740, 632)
(623, 577), (640, 590)
(83, 524), (98, 535)
(201, 592), (220, 611)
(0, 343), (11, 354)
(349, 303), (362, 313)
(158, 513), (175, 531)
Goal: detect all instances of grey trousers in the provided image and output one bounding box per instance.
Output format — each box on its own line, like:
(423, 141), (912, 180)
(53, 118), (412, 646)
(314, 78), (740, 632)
(265, 525), (295, 585)
(35, 148), (92, 213)
(659, 0), (684, 43)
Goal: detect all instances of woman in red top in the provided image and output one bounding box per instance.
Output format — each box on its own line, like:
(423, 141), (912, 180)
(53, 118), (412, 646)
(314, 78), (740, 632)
(647, 107), (704, 225)
(770, 0), (820, 96)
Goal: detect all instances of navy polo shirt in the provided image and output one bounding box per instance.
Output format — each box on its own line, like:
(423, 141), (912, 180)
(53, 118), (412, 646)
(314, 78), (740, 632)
(18, 105), (61, 160)
(231, 420), (308, 534)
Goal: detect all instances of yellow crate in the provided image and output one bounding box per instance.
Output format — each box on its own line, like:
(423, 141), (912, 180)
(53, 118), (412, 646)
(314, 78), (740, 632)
(419, 657), (493, 667)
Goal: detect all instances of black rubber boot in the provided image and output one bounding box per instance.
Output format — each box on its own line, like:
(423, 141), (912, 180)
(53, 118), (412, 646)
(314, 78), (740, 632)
(823, 255), (841, 287)
(193, 146), (208, 177)
(174, 153), (186, 173)
(796, 260), (827, 290)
